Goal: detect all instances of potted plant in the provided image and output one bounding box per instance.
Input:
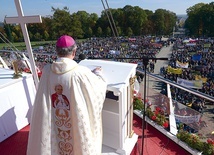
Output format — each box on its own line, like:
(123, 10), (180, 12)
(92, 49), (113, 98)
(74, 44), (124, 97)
(176, 130), (214, 155)
(133, 96), (144, 112)
(146, 106), (169, 129)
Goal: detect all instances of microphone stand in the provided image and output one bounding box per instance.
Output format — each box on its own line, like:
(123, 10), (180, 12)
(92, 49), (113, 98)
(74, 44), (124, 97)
(88, 56), (168, 155)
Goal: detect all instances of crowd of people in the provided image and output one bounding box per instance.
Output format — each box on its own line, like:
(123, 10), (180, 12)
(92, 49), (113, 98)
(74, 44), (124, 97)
(1, 36), (164, 74)
(1, 36), (213, 114)
(161, 38), (214, 115)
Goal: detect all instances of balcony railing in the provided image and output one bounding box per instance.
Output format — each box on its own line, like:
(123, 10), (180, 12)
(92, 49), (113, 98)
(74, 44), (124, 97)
(135, 69), (214, 155)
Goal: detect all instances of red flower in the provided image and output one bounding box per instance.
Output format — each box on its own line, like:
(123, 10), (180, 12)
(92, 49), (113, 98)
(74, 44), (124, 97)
(207, 139), (214, 145)
(156, 107), (161, 112)
(24, 68), (31, 73)
(155, 110), (159, 115)
(163, 121), (169, 128)
(38, 71), (42, 77)
(151, 115), (156, 121)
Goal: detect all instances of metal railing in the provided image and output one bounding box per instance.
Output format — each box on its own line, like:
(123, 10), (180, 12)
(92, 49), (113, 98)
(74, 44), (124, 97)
(136, 69), (214, 154)
(138, 69), (214, 102)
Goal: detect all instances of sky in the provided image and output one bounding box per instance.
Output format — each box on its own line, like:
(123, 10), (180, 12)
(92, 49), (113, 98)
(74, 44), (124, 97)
(0, 0), (213, 22)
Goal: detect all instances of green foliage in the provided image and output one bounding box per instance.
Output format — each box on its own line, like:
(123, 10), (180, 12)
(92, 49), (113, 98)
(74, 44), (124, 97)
(203, 142), (214, 155)
(152, 9), (176, 35)
(4, 23), (13, 42)
(176, 130), (214, 155)
(1, 5), (178, 42)
(0, 41), (54, 50)
(133, 97), (143, 111)
(146, 106), (169, 128)
(185, 2), (214, 37)
(51, 7), (73, 38)
(2, 2), (212, 40)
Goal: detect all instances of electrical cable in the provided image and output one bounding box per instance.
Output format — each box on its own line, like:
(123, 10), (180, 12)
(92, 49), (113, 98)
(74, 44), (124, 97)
(0, 32), (14, 50)
(104, 0), (119, 37)
(101, 0), (119, 40)
(0, 31), (19, 51)
(100, 0), (117, 38)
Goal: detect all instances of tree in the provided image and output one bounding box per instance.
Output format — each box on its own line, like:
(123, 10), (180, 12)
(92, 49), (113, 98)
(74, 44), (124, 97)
(153, 9), (165, 35)
(42, 17), (53, 40)
(126, 27), (133, 36)
(87, 13), (99, 37)
(51, 7), (73, 38)
(70, 13), (84, 38)
(75, 11), (90, 38)
(34, 32), (42, 41)
(28, 23), (45, 41)
(151, 9), (176, 36)
(126, 6), (147, 35)
(12, 25), (23, 42)
(3, 22), (14, 42)
(143, 10), (154, 35)
(96, 27), (102, 37)
(106, 26), (111, 37)
(185, 3), (207, 36)
(0, 27), (7, 43)
(198, 3), (214, 37)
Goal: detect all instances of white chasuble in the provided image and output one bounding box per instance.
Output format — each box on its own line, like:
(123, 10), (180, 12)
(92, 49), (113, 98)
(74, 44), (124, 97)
(27, 58), (107, 155)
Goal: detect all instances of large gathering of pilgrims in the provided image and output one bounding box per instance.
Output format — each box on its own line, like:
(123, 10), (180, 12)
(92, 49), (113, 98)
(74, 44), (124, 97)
(1, 36), (214, 118)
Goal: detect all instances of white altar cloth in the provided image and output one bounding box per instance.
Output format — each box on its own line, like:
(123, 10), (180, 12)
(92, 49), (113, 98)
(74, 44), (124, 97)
(80, 59), (137, 95)
(0, 68), (36, 142)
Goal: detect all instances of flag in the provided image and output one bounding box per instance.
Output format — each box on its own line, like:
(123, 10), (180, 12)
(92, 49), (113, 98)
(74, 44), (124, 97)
(167, 66), (182, 74)
(176, 61), (189, 68)
(204, 43), (211, 48)
(195, 75), (207, 83)
(192, 54), (202, 61)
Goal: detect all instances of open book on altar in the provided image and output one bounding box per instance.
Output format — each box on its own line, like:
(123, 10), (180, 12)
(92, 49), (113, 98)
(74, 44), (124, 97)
(79, 59), (138, 154)
(79, 59), (137, 95)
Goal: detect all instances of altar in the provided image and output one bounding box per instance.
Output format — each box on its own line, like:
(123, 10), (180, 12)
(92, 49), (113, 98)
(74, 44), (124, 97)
(0, 68), (36, 142)
(79, 59), (138, 154)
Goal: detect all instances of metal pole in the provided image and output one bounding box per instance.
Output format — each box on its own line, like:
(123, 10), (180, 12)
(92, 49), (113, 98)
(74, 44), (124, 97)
(141, 58), (149, 155)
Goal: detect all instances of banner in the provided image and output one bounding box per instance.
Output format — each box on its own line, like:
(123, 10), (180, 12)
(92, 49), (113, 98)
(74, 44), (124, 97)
(192, 54), (202, 61)
(167, 66), (182, 74)
(177, 77), (203, 89)
(176, 61), (189, 68)
(174, 114), (201, 124)
(186, 43), (196, 46)
(203, 48), (209, 52)
(195, 75), (207, 83)
(204, 43), (211, 48)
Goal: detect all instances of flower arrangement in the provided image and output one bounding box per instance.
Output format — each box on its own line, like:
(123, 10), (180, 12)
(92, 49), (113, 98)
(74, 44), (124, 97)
(23, 67), (42, 78)
(176, 130), (214, 155)
(133, 96), (144, 111)
(146, 106), (169, 129)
